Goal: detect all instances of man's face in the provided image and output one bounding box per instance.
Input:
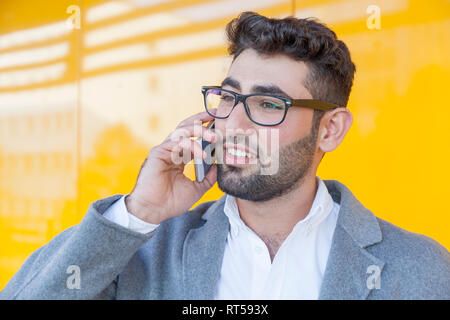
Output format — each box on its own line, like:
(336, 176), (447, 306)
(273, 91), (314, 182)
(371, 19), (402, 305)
(215, 48), (321, 201)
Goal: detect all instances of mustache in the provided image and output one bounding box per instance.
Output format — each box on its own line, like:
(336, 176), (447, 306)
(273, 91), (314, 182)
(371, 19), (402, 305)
(215, 132), (280, 167)
(219, 134), (260, 157)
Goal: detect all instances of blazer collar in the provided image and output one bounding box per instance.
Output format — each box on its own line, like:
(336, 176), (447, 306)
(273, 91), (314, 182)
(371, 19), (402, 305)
(319, 180), (385, 299)
(324, 180), (382, 248)
(182, 195), (229, 299)
(182, 180), (385, 299)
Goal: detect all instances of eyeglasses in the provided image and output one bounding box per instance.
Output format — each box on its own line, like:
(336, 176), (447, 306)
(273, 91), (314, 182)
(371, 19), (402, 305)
(201, 86), (342, 126)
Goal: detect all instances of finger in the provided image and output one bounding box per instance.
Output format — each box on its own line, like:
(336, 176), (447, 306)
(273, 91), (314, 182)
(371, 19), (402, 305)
(195, 163), (217, 192)
(204, 163), (218, 187)
(177, 109), (217, 128)
(158, 137), (201, 156)
(169, 125), (218, 144)
(178, 138), (206, 160)
(149, 140), (183, 167)
(155, 139), (200, 168)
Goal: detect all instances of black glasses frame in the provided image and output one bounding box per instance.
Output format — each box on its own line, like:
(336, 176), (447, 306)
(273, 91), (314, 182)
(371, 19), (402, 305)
(201, 86), (342, 127)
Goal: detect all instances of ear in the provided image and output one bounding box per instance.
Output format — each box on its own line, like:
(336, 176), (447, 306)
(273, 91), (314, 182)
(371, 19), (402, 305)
(317, 108), (353, 153)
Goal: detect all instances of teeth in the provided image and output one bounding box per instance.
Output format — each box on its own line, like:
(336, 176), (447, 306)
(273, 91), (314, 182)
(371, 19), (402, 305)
(227, 148), (256, 159)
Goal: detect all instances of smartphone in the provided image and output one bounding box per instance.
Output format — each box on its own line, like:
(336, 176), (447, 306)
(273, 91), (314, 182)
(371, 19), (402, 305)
(194, 120), (216, 182)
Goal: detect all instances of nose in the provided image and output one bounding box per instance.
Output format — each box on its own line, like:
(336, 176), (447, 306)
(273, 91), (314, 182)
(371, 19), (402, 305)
(224, 101), (254, 131)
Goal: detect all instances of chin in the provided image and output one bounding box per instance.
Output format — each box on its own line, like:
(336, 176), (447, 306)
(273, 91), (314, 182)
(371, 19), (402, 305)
(219, 162), (260, 178)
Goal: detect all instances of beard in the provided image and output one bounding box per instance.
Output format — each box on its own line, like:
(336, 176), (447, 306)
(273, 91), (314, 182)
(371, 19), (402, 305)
(217, 129), (318, 202)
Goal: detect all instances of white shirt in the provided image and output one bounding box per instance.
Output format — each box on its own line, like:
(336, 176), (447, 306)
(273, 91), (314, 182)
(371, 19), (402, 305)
(103, 177), (340, 299)
(103, 194), (159, 233)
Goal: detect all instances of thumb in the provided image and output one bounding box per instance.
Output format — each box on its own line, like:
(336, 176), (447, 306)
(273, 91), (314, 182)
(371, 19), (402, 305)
(195, 164), (217, 192)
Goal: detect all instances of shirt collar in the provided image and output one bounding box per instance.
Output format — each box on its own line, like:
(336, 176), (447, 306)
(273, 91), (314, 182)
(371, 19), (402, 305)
(223, 177), (335, 236)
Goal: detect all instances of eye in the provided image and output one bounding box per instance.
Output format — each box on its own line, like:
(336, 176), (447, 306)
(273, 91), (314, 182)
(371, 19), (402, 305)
(261, 101), (283, 110)
(220, 94), (234, 102)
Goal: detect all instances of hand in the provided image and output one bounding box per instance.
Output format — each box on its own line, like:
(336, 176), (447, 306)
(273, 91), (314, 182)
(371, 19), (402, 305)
(125, 111), (218, 224)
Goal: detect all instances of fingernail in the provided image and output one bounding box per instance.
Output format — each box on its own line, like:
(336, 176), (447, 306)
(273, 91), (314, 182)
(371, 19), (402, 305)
(205, 130), (214, 142)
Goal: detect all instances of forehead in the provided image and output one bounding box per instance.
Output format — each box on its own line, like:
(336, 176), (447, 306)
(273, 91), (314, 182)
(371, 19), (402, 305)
(225, 48), (310, 97)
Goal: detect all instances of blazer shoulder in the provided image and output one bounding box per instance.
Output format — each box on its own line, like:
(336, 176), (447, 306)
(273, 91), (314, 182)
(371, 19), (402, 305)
(375, 217), (449, 261)
(0, 225), (76, 298)
(371, 217), (450, 298)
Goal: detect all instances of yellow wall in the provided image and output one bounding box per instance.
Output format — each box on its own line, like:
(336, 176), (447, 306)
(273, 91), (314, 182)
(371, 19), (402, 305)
(0, 0), (449, 289)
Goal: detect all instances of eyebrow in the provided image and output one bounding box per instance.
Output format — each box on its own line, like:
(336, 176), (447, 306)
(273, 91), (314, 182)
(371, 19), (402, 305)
(220, 77), (292, 99)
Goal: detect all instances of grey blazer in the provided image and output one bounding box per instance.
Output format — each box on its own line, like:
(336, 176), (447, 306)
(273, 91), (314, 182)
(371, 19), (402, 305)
(1, 180), (449, 299)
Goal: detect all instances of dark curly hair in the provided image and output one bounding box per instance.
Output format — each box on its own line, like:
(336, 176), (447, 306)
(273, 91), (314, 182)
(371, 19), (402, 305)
(225, 11), (356, 111)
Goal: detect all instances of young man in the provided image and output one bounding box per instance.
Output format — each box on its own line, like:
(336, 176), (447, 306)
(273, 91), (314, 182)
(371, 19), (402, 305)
(1, 12), (449, 300)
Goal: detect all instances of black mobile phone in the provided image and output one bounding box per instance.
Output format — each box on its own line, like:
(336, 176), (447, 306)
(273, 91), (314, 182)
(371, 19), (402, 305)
(194, 121), (216, 182)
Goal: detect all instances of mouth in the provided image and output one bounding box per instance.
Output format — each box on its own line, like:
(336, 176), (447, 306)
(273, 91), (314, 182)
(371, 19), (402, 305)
(223, 143), (257, 165)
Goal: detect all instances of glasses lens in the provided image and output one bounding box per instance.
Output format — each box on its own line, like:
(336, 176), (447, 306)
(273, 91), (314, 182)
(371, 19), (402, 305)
(205, 88), (235, 118)
(204, 88), (287, 125)
(246, 95), (286, 125)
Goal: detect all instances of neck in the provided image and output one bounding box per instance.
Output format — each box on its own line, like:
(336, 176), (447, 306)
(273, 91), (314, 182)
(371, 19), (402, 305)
(235, 173), (319, 261)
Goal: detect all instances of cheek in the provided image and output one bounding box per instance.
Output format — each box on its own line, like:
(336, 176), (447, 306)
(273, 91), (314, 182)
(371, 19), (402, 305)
(279, 109), (314, 141)
(213, 119), (227, 137)
(256, 110), (314, 155)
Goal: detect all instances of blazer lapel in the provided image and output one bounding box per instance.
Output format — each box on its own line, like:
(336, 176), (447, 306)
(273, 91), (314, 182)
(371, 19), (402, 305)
(318, 224), (385, 299)
(319, 180), (385, 300)
(181, 180), (386, 300)
(182, 195), (229, 299)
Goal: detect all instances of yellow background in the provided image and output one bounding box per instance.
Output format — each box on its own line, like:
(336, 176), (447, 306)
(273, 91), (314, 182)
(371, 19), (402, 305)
(0, 0), (449, 289)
